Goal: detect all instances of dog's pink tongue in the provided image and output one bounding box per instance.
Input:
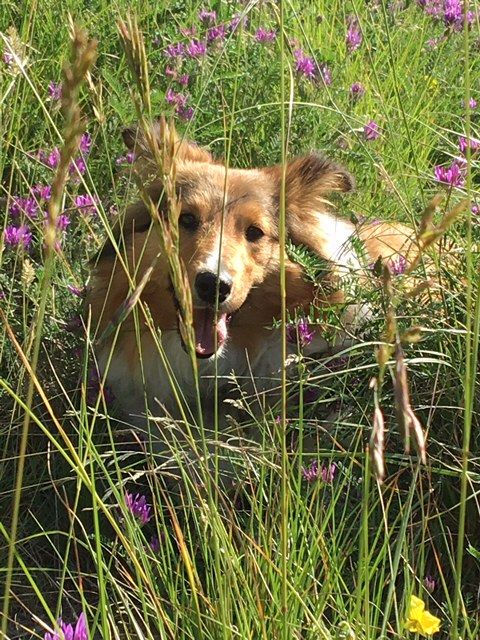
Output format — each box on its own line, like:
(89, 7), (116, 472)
(194, 308), (228, 357)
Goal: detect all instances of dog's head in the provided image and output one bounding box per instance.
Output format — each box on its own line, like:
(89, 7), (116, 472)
(90, 120), (354, 359)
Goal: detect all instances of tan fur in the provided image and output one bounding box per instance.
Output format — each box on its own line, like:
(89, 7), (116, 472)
(87, 120), (419, 425)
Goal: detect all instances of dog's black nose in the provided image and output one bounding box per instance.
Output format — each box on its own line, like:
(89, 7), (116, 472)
(195, 271), (232, 305)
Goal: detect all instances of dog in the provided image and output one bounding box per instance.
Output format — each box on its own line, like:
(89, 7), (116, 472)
(87, 120), (418, 445)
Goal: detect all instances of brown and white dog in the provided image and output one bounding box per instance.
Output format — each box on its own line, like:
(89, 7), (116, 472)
(87, 121), (417, 431)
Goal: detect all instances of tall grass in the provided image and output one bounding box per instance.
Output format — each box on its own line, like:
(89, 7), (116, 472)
(1, 1), (479, 639)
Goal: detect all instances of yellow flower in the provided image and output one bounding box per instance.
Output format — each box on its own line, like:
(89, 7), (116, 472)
(405, 595), (441, 637)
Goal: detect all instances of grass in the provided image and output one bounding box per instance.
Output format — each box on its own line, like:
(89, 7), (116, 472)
(1, 1), (480, 638)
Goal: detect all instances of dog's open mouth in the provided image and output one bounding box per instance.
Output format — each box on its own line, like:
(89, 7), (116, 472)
(193, 307), (231, 359)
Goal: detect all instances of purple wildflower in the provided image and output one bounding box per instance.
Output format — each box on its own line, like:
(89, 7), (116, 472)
(302, 460), (320, 483)
(87, 367), (114, 404)
(44, 612), (88, 640)
(346, 16), (362, 53)
(32, 184), (52, 201)
(125, 492), (152, 525)
(286, 317), (315, 348)
(46, 147), (61, 169)
(424, 575), (436, 593)
(443, 0), (464, 26)
(207, 25), (227, 43)
(166, 88), (187, 108)
(69, 157), (87, 177)
(350, 82), (365, 99)
(302, 460), (337, 484)
(74, 194), (97, 216)
(186, 39), (207, 58)
(321, 462), (337, 484)
(319, 63), (332, 86)
(434, 160), (465, 187)
(418, 0), (443, 17)
(164, 42), (185, 59)
(67, 284), (85, 297)
(176, 105), (195, 121)
(9, 196), (38, 218)
(180, 27), (197, 38)
(48, 81), (62, 101)
(116, 151), (136, 165)
(229, 14), (248, 31)
(254, 27), (277, 43)
(459, 135), (480, 155)
(198, 8), (216, 23)
(55, 214), (70, 231)
(79, 133), (91, 155)
(293, 48), (316, 78)
(4, 224), (32, 249)
(389, 254), (407, 275)
(150, 534), (161, 553)
(3, 51), (14, 66)
(364, 120), (381, 141)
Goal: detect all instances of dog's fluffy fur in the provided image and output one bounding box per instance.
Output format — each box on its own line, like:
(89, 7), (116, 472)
(87, 121), (418, 427)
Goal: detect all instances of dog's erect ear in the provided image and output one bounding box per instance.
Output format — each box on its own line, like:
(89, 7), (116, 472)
(122, 118), (213, 164)
(265, 153), (355, 262)
(284, 153), (354, 212)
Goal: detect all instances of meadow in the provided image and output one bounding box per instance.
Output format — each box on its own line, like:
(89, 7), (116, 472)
(1, 1), (480, 638)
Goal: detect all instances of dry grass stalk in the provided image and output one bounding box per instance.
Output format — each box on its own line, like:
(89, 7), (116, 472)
(46, 28), (97, 253)
(117, 20), (196, 362)
(393, 343), (427, 464)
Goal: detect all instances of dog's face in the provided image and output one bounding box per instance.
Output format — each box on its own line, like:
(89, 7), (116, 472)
(90, 121), (354, 359)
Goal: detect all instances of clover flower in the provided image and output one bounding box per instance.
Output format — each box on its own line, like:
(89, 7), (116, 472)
(458, 135), (480, 155)
(364, 120), (381, 141)
(186, 39), (207, 58)
(405, 595), (441, 636)
(164, 42), (185, 59)
(293, 48), (316, 78)
(79, 133), (91, 155)
(424, 575), (436, 593)
(286, 317), (315, 348)
(302, 460), (337, 484)
(254, 28), (277, 43)
(44, 612), (88, 640)
(74, 194), (97, 216)
(434, 160), (465, 187)
(350, 82), (365, 99)
(32, 184), (52, 201)
(55, 214), (70, 231)
(68, 157), (87, 177)
(176, 105), (195, 121)
(67, 284), (85, 298)
(9, 196), (38, 218)
(166, 88), (187, 108)
(115, 151), (136, 165)
(319, 63), (332, 86)
(207, 25), (227, 43)
(48, 81), (62, 101)
(389, 254), (407, 275)
(125, 492), (152, 525)
(39, 147), (60, 169)
(198, 8), (216, 23)
(4, 224), (32, 249)
(346, 16), (362, 53)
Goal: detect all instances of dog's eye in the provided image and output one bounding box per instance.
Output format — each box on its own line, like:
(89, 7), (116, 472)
(179, 212), (199, 231)
(245, 225), (264, 242)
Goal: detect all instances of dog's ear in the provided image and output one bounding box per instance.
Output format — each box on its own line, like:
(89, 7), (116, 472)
(265, 153), (355, 261)
(284, 152), (354, 210)
(122, 118), (213, 164)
